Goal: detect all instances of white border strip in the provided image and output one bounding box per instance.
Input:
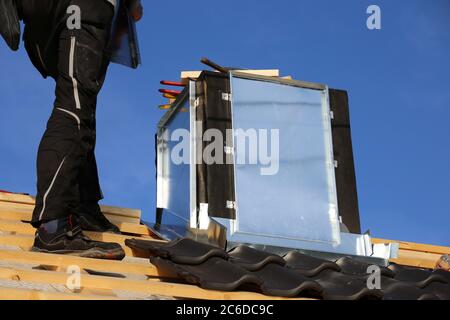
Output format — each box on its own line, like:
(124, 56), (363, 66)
(69, 37), (81, 110)
(38, 157), (67, 220)
(57, 108), (81, 130)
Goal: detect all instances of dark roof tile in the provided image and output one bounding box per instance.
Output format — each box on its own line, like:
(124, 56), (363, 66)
(254, 263), (323, 298)
(422, 282), (450, 300)
(388, 263), (448, 288)
(284, 251), (341, 277)
(433, 268), (450, 283)
(126, 238), (228, 265)
(312, 269), (383, 300)
(126, 238), (450, 300)
(228, 245), (286, 271)
(150, 256), (262, 291)
(336, 256), (395, 278)
(381, 280), (440, 300)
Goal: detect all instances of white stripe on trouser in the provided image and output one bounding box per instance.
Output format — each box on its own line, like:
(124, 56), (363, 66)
(35, 44), (47, 71)
(56, 108), (81, 130)
(69, 37), (81, 110)
(38, 157), (67, 221)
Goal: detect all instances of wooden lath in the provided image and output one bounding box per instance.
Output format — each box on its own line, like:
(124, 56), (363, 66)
(372, 238), (450, 256)
(0, 192), (141, 224)
(0, 208), (151, 237)
(0, 287), (121, 300)
(0, 266), (305, 300)
(391, 250), (442, 269)
(372, 237), (448, 269)
(181, 69), (280, 81)
(0, 230), (161, 258)
(0, 218), (161, 244)
(0, 190), (448, 300)
(0, 191), (307, 300)
(0, 249), (162, 278)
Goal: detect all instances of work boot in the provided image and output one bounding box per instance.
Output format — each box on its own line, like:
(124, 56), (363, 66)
(0, 0), (21, 51)
(76, 202), (121, 234)
(32, 216), (125, 260)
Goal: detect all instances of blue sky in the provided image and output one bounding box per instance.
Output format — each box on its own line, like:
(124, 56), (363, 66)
(0, 0), (449, 246)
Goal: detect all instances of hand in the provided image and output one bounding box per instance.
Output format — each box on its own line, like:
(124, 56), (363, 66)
(130, 3), (143, 22)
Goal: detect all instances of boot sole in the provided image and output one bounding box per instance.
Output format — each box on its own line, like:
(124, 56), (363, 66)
(31, 246), (126, 261)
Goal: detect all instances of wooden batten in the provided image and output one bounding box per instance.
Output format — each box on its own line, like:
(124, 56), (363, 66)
(181, 69), (280, 83)
(0, 191), (448, 300)
(0, 191), (141, 222)
(0, 266), (303, 300)
(372, 237), (448, 269)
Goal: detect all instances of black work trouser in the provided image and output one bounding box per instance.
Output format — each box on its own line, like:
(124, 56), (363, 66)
(18, 0), (115, 227)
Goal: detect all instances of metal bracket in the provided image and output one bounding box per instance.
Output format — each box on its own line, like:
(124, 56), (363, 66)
(222, 93), (232, 102)
(224, 146), (234, 155)
(198, 203), (210, 229)
(191, 97), (200, 108)
(372, 242), (400, 260)
(226, 201), (237, 210)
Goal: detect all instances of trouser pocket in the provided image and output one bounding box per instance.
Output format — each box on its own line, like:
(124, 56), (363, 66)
(55, 26), (110, 112)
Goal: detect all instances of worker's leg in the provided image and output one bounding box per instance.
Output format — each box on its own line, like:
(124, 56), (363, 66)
(77, 60), (106, 206)
(18, 0), (124, 259)
(32, 4), (115, 227)
(76, 122), (120, 233)
(71, 36), (120, 233)
(78, 151), (103, 204)
(30, 1), (124, 260)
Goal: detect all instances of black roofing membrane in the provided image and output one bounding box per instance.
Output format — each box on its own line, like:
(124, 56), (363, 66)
(125, 238), (450, 300)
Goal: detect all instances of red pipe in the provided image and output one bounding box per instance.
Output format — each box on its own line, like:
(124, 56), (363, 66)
(159, 89), (182, 95)
(160, 80), (186, 87)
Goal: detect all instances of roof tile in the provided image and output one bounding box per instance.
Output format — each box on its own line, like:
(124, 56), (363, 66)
(228, 245), (286, 271)
(126, 238), (228, 265)
(126, 238), (450, 300)
(150, 256), (263, 291)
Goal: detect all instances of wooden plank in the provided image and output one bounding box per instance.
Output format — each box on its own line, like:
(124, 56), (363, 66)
(390, 249), (442, 269)
(0, 192), (141, 220)
(181, 69), (280, 80)
(0, 233), (161, 257)
(0, 204), (140, 226)
(116, 222), (154, 237)
(372, 238), (450, 256)
(0, 249), (162, 278)
(0, 219), (162, 248)
(0, 218), (154, 238)
(0, 207), (31, 221)
(0, 234), (34, 250)
(0, 266), (304, 300)
(98, 215), (140, 225)
(0, 286), (120, 300)
(0, 219), (34, 234)
(99, 205), (141, 219)
(0, 201), (35, 212)
(0, 192), (35, 205)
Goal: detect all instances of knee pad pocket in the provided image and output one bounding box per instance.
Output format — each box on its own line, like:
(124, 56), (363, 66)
(73, 35), (105, 95)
